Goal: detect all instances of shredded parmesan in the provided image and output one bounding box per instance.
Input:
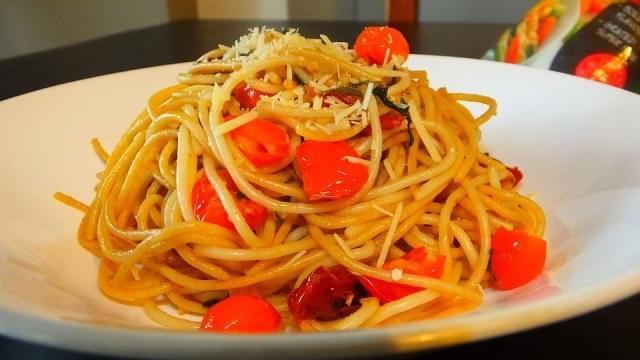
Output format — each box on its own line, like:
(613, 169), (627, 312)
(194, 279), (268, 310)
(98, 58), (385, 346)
(371, 203), (394, 217)
(284, 250), (307, 268)
(376, 202), (404, 268)
(382, 47), (391, 66)
(361, 81), (374, 110)
(286, 63), (293, 81)
(333, 233), (354, 258)
(342, 155), (370, 167)
(361, 110), (369, 128)
(334, 100), (361, 123)
(383, 158), (397, 181)
(391, 268), (403, 282)
(312, 95), (323, 110)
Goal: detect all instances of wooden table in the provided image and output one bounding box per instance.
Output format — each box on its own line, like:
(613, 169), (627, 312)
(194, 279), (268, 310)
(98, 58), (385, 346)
(1, 19), (638, 360)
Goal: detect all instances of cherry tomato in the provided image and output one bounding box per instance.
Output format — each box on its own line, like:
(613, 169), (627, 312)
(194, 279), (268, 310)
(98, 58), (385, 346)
(358, 247), (445, 304)
(288, 266), (364, 322)
(200, 295), (281, 333)
(230, 118), (291, 167)
(192, 171), (268, 231)
(363, 110), (405, 134)
(490, 228), (547, 290)
(575, 52), (628, 88)
(354, 26), (410, 65)
(295, 140), (368, 201)
(232, 81), (268, 109)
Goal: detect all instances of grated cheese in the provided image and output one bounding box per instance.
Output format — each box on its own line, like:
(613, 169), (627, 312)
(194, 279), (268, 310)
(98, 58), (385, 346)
(382, 47), (391, 66)
(376, 202), (404, 268)
(312, 95), (323, 110)
(371, 203), (394, 217)
(391, 268), (403, 282)
(383, 158), (397, 181)
(342, 156), (370, 167)
(283, 250), (307, 268)
(333, 233), (354, 258)
(361, 81), (374, 110)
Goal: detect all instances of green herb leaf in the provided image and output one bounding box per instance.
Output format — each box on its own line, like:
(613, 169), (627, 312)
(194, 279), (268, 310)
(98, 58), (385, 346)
(372, 86), (414, 145)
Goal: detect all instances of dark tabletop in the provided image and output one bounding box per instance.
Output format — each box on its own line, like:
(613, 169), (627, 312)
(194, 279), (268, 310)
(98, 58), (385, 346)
(1, 19), (639, 359)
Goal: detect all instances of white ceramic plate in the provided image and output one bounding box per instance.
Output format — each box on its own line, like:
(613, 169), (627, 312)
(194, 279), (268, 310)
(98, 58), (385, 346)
(1, 55), (639, 359)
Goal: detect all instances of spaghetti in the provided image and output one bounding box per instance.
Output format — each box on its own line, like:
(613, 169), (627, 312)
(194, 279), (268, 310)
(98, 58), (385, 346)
(57, 27), (546, 332)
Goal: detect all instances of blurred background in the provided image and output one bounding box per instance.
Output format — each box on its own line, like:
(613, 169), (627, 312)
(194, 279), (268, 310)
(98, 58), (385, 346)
(0, 0), (536, 60)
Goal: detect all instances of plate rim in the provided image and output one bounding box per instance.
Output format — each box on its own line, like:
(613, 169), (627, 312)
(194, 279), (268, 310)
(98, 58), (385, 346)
(1, 55), (640, 358)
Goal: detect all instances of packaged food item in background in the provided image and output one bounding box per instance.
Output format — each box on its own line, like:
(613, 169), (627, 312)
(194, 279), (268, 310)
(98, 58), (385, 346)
(485, 0), (640, 93)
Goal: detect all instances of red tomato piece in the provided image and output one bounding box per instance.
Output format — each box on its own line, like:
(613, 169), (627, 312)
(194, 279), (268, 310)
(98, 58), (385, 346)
(295, 140), (368, 201)
(288, 265), (364, 322)
(490, 228), (547, 290)
(200, 295), (281, 333)
(232, 81), (267, 109)
(230, 118), (291, 167)
(192, 171), (268, 231)
(358, 247), (445, 304)
(354, 26), (410, 65)
(501, 166), (524, 189)
(323, 91), (361, 107)
(363, 110), (405, 134)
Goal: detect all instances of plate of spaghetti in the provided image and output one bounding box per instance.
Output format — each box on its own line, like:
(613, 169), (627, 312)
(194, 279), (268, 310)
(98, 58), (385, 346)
(0, 27), (639, 359)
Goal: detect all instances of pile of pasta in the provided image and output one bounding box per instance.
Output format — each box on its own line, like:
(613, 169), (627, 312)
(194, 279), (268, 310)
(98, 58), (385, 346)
(57, 27), (545, 332)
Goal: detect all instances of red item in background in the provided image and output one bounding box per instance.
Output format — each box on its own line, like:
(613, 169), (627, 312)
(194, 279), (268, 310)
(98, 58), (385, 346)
(575, 52), (628, 88)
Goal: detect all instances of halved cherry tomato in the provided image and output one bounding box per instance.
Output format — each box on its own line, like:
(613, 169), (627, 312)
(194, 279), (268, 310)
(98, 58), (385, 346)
(230, 118), (291, 167)
(364, 110), (405, 134)
(358, 247), (445, 304)
(288, 265), (365, 322)
(200, 295), (281, 333)
(192, 171), (268, 230)
(537, 16), (557, 46)
(232, 81), (267, 109)
(295, 140), (368, 201)
(354, 26), (410, 65)
(490, 228), (547, 290)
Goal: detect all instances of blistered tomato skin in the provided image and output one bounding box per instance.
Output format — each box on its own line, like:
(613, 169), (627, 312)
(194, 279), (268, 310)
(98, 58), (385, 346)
(200, 295), (282, 333)
(192, 171), (268, 231)
(295, 140), (368, 201)
(288, 266), (364, 322)
(232, 81), (268, 109)
(354, 26), (410, 65)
